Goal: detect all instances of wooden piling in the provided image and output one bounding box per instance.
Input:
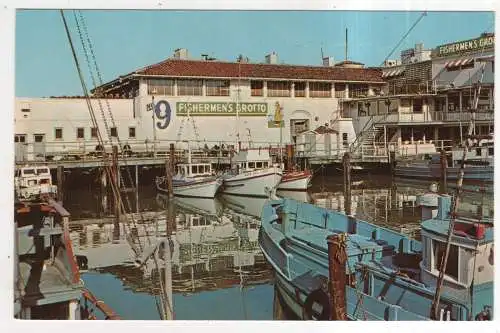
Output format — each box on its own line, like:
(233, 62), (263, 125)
(135, 164), (139, 213)
(112, 145), (120, 239)
(167, 143), (175, 198)
(343, 152), (352, 216)
(327, 233), (348, 320)
(440, 150), (448, 194)
(286, 144), (294, 171)
(56, 165), (64, 203)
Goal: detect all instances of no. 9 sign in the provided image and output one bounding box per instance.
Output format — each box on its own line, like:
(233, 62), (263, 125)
(154, 100), (171, 129)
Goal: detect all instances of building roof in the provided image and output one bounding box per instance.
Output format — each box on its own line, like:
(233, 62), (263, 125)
(137, 59), (383, 81)
(95, 58), (384, 93)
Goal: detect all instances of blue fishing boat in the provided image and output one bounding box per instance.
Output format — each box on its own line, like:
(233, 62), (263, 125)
(259, 192), (493, 320)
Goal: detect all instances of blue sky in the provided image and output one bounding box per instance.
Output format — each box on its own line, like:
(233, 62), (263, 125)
(15, 10), (494, 97)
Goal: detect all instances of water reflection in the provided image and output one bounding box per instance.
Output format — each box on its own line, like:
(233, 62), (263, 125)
(67, 175), (492, 319)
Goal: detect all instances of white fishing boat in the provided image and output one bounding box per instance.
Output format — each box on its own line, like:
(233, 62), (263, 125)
(156, 145), (222, 198)
(277, 169), (312, 191)
(221, 148), (283, 197)
(14, 165), (58, 201)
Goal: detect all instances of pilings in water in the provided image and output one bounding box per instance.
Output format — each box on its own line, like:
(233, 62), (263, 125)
(166, 143), (175, 198)
(286, 144), (294, 171)
(112, 145), (120, 240)
(342, 152), (352, 216)
(57, 165), (64, 203)
(440, 150), (448, 194)
(327, 233), (348, 320)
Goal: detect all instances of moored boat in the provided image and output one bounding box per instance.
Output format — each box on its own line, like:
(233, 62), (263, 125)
(259, 192), (493, 320)
(221, 148), (282, 197)
(394, 135), (493, 189)
(277, 169), (312, 191)
(156, 161), (222, 198)
(14, 165), (58, 201)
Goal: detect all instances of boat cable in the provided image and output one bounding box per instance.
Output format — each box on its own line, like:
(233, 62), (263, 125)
(379, 11), (427, 66)
(429, 50), (490, 320)
(65, 10), (172, 319)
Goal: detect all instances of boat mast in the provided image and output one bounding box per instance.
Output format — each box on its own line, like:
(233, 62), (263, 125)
(236, 60), (242, 152)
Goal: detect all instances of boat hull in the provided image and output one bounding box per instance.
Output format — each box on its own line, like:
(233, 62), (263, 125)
(277, 171), (312, 191)
(157, 177), (222, 198)
(394, 164), (493, 183)
(221, 167), (282, 197)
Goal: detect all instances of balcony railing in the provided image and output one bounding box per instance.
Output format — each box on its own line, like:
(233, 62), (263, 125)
(354, 109), (494, 124)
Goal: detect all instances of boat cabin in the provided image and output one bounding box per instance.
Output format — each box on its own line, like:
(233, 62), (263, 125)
(418, 194), (493, 318)
(175, 162), (214, 178)
(232, 148), (273, 172)
(15, 166), (52, 188)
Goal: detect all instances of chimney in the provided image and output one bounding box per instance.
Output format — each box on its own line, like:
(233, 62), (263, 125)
(322, 56), (335, 67)
(173, 48), (189, 60)
(265, 52), (278, 64)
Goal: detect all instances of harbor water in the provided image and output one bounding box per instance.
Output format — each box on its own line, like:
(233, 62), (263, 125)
(64, 172), (493, 320)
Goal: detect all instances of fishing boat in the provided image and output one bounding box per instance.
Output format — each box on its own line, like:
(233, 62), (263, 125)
(259, 191), (493, 320)
(394, 136), (493, 191)
(156, 144), (222, 198)
(221, 148), (283, 197)
(14, 165), (58, 201)
(277, 169), (313, 191)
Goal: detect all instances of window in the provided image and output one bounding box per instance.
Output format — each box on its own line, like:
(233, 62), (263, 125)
(251, 81), (264, 96)
(129, 127), (136, 138)
(191, 165), (198, 174)
(309, 82), (331, 98)
(263, 162), (269, 168)
(177, 79), (203, 96)
(206, 80), (230, 96)
(476, 148), (482, 156)
(21, 108), (30, 113)
(91, 127), (98, 138)
(248, 162), (255, 168)
(55, 128), (63, 140)
(256, 162), (263, 168)
(77, 127), (85, 139)
(433, 240), (459, 280)
(342, 133), (348, 147)
(413, 99), (423, 113)
(34, 134), (44, 143)
(148, 79), (175, 96)
(488, 147), (494, 156)
(15, 135), (26, 143)
(110, 127), (118, 137)
(294, 82), (306, 97)
(267, 81), (291, 97)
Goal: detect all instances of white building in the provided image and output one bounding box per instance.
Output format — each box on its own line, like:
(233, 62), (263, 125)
(14, 50), (385, 161)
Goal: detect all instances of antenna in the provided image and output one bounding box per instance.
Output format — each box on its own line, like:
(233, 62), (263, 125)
(345, 28), (348, 61)
(321, 47), (324, 62)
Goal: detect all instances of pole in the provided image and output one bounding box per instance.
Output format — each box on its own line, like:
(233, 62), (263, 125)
(135, 164), (139, 213)
(152, 96), (157, 158)
(57, 165), (64, 204)
(112, 145), (120, 240)
(167, 143), (175, 198)
(343, 152), (352, 216)
(440, 150), (448, 194)
(327, 233), (348, 320)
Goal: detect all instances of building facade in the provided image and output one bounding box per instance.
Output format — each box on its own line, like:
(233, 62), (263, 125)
(14, 50), (384, 161)
(340, 32), (495, 157)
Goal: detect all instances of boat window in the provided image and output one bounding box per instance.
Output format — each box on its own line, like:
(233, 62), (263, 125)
(37, 168), (50, 175)
(476, 148), (482, 156)
(192, 165), (198, 174)
(488, 147), (494, 156)
(248, 162), (255, 169)
(22, 169), (35, 175)
(433, 240), (459, 280)
(263, 162), (269, 168)
(205, 165), (210, 173)
(256, 162), (263, 168)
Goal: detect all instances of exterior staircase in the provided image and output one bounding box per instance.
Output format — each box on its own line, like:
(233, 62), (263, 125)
(349, 114), (390, 159)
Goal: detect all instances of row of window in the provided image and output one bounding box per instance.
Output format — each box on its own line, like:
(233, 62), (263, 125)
(148, 79), (355, 98)
(53, 127), (136, 140)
